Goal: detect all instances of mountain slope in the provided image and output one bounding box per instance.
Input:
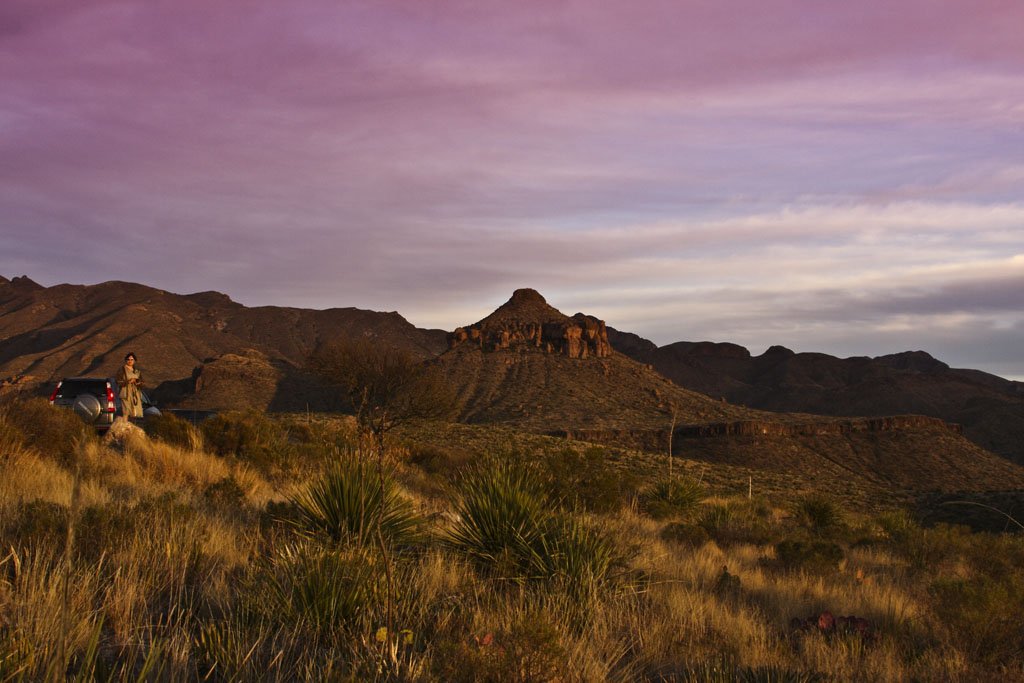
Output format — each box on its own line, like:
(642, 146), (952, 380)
(0, 276), (446, 407)
(610, 335), (1024, 465)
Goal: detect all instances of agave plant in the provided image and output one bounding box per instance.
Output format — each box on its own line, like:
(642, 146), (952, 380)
(291, 458), (420, 546)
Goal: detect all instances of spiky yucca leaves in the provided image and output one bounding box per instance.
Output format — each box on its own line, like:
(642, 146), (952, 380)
(794, 494), (843, 536)
(291, 458), (420, 546)
(644, 476), (704, 520)
(446, 463), (621, 587)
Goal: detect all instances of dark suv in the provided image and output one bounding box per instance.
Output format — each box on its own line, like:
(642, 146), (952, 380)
(49, 377), (157, 430)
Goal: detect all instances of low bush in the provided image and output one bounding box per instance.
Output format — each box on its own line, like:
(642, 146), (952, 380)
(930, 571), (1024, 665)
(541, 446), (628, 514)
(432, 611), (565, 683)
(204, 476), (248, 510)
(768, 539), (844, 572)
(7, 500), (68, 547)
(1, 397), (92, 467)
(644, 476), (703, 520)
(145, 412), (202, 450)
(660, 522), (711, 548)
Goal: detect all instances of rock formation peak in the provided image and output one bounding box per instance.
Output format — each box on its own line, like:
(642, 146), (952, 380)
(448, 289), (612, 359)
(509, 288), (547, 305)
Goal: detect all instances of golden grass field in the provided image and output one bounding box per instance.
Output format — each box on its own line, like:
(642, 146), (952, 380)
(1, 397), (1022, 681)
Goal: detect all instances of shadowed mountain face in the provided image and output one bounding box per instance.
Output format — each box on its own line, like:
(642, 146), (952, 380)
(433, 290), (1024, 492)
(0, 276), (446, 409)
(608, 333), (1024, 466)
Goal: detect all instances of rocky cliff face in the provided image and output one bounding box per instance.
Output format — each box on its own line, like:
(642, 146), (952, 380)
(448, 289), (612, 359)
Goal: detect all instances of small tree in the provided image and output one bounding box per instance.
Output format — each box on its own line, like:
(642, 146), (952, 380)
(308, 339), (457, 640)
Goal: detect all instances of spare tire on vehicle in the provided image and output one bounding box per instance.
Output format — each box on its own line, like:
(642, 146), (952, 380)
(73, 394), (102, 423)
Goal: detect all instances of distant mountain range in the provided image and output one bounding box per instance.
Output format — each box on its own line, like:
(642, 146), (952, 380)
(2, 276), (1023, 491)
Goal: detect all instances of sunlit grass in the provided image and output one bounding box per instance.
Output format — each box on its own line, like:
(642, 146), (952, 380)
(1, 402), (1022, 680)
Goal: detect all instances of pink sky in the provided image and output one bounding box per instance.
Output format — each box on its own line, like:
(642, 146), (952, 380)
(2, 0), (1023, 378)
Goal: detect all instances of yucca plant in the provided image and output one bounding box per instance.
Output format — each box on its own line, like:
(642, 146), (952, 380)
(644, 476), (703, 520)
(446, 463), (621, 587)
(794, 494), (843, 536)
(291, 458), (420, 546)
(445, 462), (548, 569)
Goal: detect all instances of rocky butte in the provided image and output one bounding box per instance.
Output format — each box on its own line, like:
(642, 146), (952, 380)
(448, 288), (612, 359)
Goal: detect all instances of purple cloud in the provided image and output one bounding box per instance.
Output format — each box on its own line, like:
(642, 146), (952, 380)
(2, 0), (1023, 378)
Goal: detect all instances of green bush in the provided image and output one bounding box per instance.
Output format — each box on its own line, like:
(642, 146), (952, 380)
(644, 477), (703, 520)
(769, 540), (844, 572)
(291, 458), (421, 547)
(930, 572), (1024, 665)
(145, 412), (202, 450)
(204, 476), (248, 510)
(541, 446), (627, 514)
(660, 522), (710, 548)
(7, 500), (68, 547)
(406, 440), (475, 479)
(1, 397), (92, 467)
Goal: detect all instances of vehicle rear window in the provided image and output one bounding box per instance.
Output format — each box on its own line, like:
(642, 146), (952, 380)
(54, 379), (108, 398)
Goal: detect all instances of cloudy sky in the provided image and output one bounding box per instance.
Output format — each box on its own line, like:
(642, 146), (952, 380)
(2, 1), (1023, 379)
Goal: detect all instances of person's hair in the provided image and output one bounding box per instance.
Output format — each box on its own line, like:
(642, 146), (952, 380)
(124, 352), (137, 362)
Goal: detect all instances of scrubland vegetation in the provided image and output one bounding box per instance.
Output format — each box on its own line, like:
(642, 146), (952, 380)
(1, 397), (1023, 681)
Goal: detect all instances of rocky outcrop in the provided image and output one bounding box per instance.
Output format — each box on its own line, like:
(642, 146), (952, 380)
(449, 289), (612, 359)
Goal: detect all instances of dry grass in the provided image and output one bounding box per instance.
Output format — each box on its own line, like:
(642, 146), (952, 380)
(1, 404), (1023, 681)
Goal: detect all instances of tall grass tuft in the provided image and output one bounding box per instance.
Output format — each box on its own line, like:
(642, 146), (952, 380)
(261, 542), (379, 635)
(291, 457), (421, 546)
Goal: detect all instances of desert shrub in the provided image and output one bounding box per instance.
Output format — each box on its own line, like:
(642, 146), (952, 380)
(75, 503), (136, 561)
(660, 522), (711, 548)
(144, 412), (202, 450)
(433, 610), (565, 683)
(541, 446), (628, 514)
(291, 458), (421, 547)
(885, 521), (973, 572)
(793, 494), (844, 536)
(446, 463), (621, 587)
(644, 476), (703, 520)
(768, 539), (844, 572)
(406, 440), (476, 479)
(930, 571), (1024, 665)
(6, 500), (68, 547)
(204, 476), (247, 510)
(201, 410), (319, 478)
(1, 397), (92, 466)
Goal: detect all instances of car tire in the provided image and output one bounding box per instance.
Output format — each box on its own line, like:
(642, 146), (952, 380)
(73, 394), (102, 423)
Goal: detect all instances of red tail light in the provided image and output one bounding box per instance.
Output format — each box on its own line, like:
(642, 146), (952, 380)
(106, 383), (116, 412)
(49, 382), (62, 404)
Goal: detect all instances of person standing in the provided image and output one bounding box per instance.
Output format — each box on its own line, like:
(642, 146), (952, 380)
(116, 352), (144, 418)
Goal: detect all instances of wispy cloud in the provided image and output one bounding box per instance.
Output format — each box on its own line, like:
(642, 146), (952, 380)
(1, 0), (1022, 378)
